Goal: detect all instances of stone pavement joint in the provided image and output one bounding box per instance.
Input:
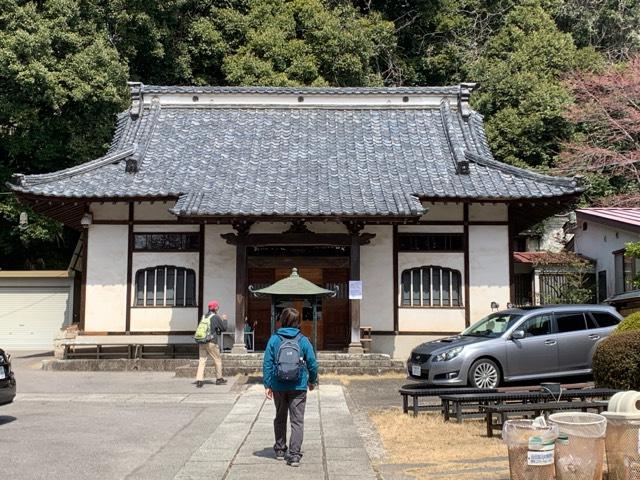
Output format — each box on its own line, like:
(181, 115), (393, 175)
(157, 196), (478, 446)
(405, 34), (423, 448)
(173, 384), (377, 480)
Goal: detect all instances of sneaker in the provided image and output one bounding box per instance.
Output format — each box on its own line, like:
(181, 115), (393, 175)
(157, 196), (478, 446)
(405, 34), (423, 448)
(215, 378), (228, 385)
(196, 381), (203, 388)
(275, 450), (286, 461)
(287, 455), (301, 467)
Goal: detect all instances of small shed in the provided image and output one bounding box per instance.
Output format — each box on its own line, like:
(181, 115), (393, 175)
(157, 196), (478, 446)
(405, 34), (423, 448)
(250, 268), (335, 350)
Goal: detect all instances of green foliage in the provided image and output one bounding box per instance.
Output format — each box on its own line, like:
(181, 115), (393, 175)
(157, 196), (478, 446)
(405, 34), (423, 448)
(471, 0), (581, 168)
(615, 311), (640, 334)
(592, 330), (640, 389)
(0, 0), (128, 269)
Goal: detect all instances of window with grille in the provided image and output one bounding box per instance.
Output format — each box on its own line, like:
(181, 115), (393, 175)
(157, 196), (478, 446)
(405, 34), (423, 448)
(133, 233), (200, 251)
(134, 266), (196, 307)
(397, 234), (464, 252)
(400, 266), (462, 307)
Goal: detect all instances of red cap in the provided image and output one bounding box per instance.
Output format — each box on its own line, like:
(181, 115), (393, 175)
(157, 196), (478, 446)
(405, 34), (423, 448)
(208, 300), (219, 311)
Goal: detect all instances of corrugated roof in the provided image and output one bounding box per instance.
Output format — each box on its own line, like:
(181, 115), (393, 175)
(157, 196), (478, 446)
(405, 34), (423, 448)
(576, 208), (640, 229)
(10, 86), (582, 218)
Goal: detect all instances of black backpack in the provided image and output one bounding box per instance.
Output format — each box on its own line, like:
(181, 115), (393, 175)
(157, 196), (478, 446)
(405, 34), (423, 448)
(275, 333), (305, 382)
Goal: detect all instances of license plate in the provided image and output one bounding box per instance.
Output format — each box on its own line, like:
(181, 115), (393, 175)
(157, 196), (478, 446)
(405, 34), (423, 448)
(0, 368), (5, 380)
(412, 365), (421, 376)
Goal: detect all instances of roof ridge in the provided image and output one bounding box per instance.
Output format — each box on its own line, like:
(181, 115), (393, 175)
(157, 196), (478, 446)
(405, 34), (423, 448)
(142, 85), (463, 96)
(464, 151), (579, 188)
(440, 100), (469, 174)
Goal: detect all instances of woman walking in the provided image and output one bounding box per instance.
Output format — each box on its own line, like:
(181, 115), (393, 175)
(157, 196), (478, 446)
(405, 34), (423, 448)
(263, 307), (318, 467)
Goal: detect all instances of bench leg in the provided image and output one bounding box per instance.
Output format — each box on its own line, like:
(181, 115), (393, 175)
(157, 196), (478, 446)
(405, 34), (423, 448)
(443, 400), (450, 421)
(402, 394), (408, 414)
(456, 402), (462, 423)
(486, 412), (493, 438)
(96, 345), (101, 359)
(413, 395), (419, 417)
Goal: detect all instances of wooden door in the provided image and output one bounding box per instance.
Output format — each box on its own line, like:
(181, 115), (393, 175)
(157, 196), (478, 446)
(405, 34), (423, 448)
(322, 268), (350, 350)
(247, 268), (275, 350)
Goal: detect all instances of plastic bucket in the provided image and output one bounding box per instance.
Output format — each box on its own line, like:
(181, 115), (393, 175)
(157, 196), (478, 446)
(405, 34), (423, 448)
(549, 412), (607, 480)
(603, 414), (640, 480)
(502, 419), (558, 480)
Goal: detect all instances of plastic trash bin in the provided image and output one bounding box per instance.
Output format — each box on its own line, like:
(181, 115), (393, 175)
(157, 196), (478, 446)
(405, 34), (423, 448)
(502, 418), (558, 480)
(549, 412), (607, 480)
(603, 391), (640, 480)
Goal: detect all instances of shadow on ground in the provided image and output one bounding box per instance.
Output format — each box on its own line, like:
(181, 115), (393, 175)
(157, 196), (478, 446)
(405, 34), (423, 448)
(0, 416), (17, 426)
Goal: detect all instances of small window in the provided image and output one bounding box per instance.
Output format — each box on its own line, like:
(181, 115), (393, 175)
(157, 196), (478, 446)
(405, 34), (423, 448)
(521, 314), (553, 337)
(555, 312), (587, 333)
(400, 266), (462, 307)
(397, 234), (464, 251)
(134, 233), (200, 251)
(134, 266), (196, 307)
(591, 312), (620, 328)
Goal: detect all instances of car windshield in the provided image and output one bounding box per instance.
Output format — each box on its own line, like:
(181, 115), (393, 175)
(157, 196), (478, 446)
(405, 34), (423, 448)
(461, 313), (523, 338)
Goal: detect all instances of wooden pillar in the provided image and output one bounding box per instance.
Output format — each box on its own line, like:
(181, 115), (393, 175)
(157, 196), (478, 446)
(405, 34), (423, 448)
(230, 220), (252, 354)
(125, 202), (134, 333)
(463, 204), (471, 327)
(347, 222), (363, 354)
(231, 242), (248, 353)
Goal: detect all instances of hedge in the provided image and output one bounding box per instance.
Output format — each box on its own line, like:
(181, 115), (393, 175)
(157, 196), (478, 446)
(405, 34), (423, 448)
(593, 330), (640, 390)
(615, 311), (640, 334)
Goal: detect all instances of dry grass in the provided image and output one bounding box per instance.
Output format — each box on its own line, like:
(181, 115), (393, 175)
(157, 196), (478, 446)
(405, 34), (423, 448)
(369, 409), (510, 480)
(321, 372), (407, 385)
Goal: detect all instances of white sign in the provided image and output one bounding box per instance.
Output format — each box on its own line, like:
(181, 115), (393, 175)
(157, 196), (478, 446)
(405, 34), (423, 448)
(349, 280), (363, 299)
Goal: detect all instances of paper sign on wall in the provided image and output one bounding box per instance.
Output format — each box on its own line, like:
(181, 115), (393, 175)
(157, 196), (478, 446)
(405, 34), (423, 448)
(349, 280), (363, 300)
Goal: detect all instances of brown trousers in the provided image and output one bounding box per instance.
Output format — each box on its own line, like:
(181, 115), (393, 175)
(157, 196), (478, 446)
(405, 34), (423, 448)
(196, 342), (222, 381)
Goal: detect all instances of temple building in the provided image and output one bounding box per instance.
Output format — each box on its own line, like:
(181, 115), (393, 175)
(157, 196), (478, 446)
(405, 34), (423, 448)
(10, 83), (582, 358)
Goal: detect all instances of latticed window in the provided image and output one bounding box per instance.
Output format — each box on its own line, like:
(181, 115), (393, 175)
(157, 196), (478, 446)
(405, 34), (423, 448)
(401, 266), (462, 307)
(135, 266), (196, 307)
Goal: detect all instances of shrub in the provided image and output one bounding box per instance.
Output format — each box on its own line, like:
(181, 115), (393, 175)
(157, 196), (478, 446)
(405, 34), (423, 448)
(592, 331), (640, 390)
(615, 312), (640, 334)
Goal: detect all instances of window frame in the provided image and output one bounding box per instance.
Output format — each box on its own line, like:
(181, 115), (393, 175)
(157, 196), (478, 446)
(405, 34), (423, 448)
(553, 311), (588, 334)
(399, 265), (463, 308)
(133, 232), (200, 252)
(397, 233), (465, 252)
(614, 248), (639, 294)
(133, 265), (197, 308)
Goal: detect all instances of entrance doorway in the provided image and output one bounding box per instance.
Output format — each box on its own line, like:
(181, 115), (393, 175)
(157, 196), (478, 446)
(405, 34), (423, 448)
(247, 247), (350, 351)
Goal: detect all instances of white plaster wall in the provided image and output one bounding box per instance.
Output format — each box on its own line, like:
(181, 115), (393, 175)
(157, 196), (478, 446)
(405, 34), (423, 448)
(420, 203), (463, 221)
(372, 334), (444, 359)
(134, 202), (177, 221)
(468, 225), (510, 322)
(85, 225), (128, 331)
(130, 308), (198, 331)
(469, 203), (508, 222)
(360, 225), (393, 331)
(134, 224), (199, 233)
(203, 225), (236, 319)
(398, 225), (463, 233)
(574, 219), (639, 298)
(90, 203), (129, 221)
(397, 252), (465, 331)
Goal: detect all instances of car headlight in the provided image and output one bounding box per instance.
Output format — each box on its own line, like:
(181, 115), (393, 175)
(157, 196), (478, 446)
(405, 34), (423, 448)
(433, 346), (464, 362)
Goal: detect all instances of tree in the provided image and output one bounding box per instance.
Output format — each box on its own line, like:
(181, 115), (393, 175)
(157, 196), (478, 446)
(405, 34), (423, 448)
(471, 0), (589, 169)
(0, 0), (129, 268)
(558, 56), (640, 205)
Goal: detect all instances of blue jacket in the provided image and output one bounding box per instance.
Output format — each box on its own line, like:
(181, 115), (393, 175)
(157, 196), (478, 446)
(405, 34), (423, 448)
(263, 327), (318, 391)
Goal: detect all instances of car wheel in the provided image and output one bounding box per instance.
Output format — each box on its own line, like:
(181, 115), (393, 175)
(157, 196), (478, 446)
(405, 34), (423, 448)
(469, 359), (500, 389)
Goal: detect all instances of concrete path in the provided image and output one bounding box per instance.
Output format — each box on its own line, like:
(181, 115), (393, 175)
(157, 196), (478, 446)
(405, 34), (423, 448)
(174, 384), (377, 480)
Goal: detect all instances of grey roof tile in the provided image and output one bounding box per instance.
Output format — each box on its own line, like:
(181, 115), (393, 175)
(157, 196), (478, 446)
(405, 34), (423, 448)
(11, 89), (582, 218)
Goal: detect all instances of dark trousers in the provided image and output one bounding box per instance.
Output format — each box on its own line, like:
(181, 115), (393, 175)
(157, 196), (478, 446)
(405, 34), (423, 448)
(273, 390), (307, 456)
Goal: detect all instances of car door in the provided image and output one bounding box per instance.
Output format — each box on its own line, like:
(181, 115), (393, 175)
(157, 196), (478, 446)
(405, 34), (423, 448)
(554, 311), (593, 372)
(505, 313), (558, 378)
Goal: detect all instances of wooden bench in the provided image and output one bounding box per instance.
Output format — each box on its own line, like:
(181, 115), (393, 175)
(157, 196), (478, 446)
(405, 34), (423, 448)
(399, 386), (497, 416)
(62, 336), (196, 359)
(485, 400), (609, 437)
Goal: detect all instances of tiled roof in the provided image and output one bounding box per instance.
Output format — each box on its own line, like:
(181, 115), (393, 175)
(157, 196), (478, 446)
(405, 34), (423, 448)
(576, 208), (640, 230)
(10, 86), (582, 219)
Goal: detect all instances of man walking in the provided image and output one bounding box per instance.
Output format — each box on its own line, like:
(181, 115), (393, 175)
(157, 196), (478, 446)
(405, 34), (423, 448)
(263, 307), (318, 467)
(195, 300), (228, 388)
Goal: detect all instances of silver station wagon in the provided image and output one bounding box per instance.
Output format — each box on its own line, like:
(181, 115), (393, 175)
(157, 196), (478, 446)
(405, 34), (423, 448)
(407, 305), (622, 388)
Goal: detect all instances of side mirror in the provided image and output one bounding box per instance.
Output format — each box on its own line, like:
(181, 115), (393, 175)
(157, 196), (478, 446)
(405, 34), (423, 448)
(511, 330), (525, 340)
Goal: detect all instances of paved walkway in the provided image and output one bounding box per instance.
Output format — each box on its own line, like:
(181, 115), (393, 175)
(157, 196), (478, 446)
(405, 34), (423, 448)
(174, 385), (377, 480)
